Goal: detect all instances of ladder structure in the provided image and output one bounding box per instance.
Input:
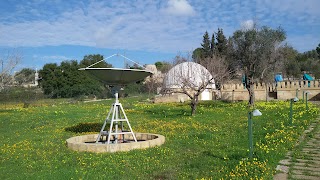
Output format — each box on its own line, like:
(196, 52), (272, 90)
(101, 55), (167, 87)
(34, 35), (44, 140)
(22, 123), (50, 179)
(95, 92), (137, 144)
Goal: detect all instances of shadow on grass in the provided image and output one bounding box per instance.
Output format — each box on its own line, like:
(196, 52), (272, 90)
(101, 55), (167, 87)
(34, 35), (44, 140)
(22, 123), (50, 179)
(65, 122), (103, 133)
(152, 169), (177, 180)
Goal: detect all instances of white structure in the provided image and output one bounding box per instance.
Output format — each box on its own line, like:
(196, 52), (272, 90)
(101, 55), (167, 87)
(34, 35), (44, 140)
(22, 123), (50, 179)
(156, 62), (215, 102)
(34, 69), (39, 86)
(145, 64), (158, 74)
(145, 64), (164, 83)
(164, 62), (215, 89)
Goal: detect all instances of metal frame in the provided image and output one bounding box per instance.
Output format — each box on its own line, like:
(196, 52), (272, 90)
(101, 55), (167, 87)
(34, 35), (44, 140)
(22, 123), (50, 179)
(85, 53), (144, 69)
(95, 92), (137, 144)
(78, 53), (150, 144)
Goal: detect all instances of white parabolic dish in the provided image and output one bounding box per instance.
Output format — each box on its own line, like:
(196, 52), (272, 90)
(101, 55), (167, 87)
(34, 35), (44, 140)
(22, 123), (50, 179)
(79, 68), (153, 85)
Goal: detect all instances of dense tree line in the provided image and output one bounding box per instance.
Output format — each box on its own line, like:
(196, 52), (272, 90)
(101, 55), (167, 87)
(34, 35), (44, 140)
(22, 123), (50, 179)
(192, 25), (320, 106)
(10, 25), (319, 104)
(194, 29), (320, 81)
(36, 54), (151, 99)
(39, 54), (112, 98)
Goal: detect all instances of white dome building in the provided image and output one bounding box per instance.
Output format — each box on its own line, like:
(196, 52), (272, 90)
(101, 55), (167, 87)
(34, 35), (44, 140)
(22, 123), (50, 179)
(164, 62), (215, 89)
(155, 62), (215, 102)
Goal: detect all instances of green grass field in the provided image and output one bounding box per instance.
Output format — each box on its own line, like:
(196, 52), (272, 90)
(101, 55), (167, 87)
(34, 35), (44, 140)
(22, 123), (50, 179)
(0, 97), (318, 179)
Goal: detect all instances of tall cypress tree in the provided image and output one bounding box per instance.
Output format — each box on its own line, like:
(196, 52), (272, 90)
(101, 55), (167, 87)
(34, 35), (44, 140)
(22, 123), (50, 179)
(210, 33), (215, 57)
(316, 43), (320, 59)
(201, 31), (211, 58)
(216, 28), (227, 57)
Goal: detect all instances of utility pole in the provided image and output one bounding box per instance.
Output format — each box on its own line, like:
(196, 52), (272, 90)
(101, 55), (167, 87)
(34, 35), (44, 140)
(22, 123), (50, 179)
(1, 60), (3, 84)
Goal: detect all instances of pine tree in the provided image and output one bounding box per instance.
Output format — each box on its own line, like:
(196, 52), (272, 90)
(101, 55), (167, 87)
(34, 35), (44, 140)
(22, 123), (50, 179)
(210, 33), (215, 57)
(216, 28), (227, 57)
(316, 43), (320, 59)
(201, 31), (211, 58)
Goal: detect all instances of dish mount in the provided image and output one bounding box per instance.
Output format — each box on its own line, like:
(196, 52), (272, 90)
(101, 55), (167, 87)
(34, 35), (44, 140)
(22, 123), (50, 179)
(79, 54), (153, 144)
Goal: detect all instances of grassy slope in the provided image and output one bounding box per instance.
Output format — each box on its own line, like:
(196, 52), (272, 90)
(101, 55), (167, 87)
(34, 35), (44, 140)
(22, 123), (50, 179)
(0, 98), (318, 179)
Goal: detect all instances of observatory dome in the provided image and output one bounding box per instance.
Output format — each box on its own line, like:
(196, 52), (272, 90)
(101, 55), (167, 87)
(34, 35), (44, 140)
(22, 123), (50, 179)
(164, 62), (215, 89)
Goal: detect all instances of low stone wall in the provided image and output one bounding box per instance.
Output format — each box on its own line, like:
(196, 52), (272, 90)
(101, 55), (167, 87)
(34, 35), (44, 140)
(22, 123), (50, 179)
(221, 80), (320, 101)
(221, 83), (268, 101)
(66, 133), (165, 153)
(277, 81), (320, 100)
(154, 89), (215, 103)
(154, 93), (190, 103)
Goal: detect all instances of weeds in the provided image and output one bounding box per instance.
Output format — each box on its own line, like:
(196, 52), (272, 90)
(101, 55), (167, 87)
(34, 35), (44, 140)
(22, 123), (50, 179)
(0, 98), (318, 179)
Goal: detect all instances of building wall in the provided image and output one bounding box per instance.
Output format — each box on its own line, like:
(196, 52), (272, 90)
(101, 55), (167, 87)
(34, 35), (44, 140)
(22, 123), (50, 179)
(154, 89), (214, 103)
(221, 82), (268, 101)
(154, 80), (320, 103)
(221, 80), (320, 101)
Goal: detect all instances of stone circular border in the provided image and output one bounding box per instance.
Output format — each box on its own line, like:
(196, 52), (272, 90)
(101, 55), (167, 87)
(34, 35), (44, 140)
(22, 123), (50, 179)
(66, 133), (165, 153)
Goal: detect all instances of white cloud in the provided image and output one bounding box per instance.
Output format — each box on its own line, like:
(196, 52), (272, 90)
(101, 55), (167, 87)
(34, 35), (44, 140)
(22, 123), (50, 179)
(33, 55), (72, 62)
(0, 0), (319, 54)
(163, 0), (196, 16)
(241, 20), (255, 30)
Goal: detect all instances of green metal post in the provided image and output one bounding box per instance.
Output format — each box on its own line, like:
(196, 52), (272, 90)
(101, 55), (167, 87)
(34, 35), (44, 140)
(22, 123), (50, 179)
(306, 93), (308, 110)
(289, 99), (293, 125)
(302, 91), (305, 103)
(248, 112), (253, 159)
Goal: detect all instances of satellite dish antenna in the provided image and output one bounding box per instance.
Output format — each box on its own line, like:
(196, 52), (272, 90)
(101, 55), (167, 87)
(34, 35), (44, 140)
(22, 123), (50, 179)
(79, 54), (153, 144)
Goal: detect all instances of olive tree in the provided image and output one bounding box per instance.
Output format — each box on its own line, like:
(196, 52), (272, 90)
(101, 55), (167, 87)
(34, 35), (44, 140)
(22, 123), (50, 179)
(231, 25), (286, 106)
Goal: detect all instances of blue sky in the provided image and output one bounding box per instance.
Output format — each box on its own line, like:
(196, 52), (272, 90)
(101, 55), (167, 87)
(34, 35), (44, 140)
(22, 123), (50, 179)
(1, 0), (319, 71)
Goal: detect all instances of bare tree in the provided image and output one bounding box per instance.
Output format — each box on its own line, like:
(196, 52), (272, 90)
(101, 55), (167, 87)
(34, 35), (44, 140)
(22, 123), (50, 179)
(162, 55), (230, 115)
(144, 65), (163, 97)
(0, 49), (21, 90)
(200, 55), (231, 88)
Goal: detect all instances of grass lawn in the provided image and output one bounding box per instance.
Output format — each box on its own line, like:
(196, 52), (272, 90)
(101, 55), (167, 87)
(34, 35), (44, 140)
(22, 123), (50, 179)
(0, 97), (318, 179)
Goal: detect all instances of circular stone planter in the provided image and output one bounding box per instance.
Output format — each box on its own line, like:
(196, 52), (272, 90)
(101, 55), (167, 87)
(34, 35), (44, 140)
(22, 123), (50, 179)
(66, 133), (165, 153)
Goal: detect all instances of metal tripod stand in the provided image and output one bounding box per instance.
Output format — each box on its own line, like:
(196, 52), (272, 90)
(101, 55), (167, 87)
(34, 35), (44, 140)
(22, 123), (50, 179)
(95, 89), (137, 144)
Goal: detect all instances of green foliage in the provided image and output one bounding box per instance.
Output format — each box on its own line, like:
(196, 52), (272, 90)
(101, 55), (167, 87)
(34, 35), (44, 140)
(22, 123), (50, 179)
(317, 43), (320, 59)
(39, 54), (112, 98)
(210, 32), (215, 54)
(232, 26), (286, 79)
(0, 99), (318, 179)
(297, 49), (319, 61)
(281, 45), (300, 78)
(193, 27), (319, 82)
(123, 82), (147, 96)
(232, 26), (286, 105)
(201, 31), (212, 58)
(0, 86), (44, 103)
(154, 61), (163, 69)
(293, 45), (320, 78)
(215, 28), (228, 57)
(14, 68), (35, 85)
(154, 61), (171, 73)
(193, 28), (229, 67)
(192, 47), (204, 61)
(285, 60), (301, 78)
(79, 54), (112, 68)
(126, 63), (143, 70)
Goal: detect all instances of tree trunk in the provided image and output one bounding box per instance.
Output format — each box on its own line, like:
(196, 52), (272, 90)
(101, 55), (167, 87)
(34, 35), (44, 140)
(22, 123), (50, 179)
(190, 94), (199, 116)
(265, 83), (268, 102)
(247, 77), (255, 107)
